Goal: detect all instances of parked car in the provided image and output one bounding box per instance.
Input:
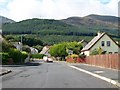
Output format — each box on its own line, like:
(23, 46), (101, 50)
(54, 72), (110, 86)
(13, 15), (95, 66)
(43, 56), (53, 63)
(47, 57), (53, 63)
(43, 56), (48, 62)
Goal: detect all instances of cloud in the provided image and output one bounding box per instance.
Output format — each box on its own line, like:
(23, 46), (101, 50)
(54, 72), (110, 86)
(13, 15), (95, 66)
(0, 0), (119, 21)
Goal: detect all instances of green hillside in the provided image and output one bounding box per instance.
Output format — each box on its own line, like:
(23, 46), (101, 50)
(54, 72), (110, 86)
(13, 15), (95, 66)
(2, 15), (119, 45)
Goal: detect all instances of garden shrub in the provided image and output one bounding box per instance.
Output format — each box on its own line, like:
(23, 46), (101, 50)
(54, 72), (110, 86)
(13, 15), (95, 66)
(21, 51), (28, 61)
(1, 53), (9, 64)
(67, 54), (79, 63)
(70, 54), (79, 58)
(8, 48), (22, 63)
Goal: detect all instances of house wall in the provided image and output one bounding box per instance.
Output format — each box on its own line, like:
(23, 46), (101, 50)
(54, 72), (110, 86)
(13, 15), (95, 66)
(90, 34), (119, 54)
(83, 51), (90, 56)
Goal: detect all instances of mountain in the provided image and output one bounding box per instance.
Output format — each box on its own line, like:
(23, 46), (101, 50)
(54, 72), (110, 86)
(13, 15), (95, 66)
(2, 18), (81, 34)
(62, 14), (118, 28)
(85, 14), (118, 24)
(2, 14), (119, 45)
(0, 16), (15, 24)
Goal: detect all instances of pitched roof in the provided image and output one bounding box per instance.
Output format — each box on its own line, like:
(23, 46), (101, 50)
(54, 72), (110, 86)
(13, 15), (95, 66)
(81, 32), (120, 51)
(40, 46), (50, 54)
(81, 32), (106, 51)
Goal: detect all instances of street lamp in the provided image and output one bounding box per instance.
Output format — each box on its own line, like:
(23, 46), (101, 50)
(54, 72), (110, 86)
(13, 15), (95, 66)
(20, 35), (23, 52)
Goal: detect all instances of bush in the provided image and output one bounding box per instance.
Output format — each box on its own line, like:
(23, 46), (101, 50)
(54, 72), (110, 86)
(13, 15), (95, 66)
(8, 48), (22, 63)
(67, 54), (79, 63)
(21, 51), (28, 61)
(1, 53), (9, 64)
(31, 54), (45, 59)
(90, 47), (106, 55)
(69, 54), (79, 58)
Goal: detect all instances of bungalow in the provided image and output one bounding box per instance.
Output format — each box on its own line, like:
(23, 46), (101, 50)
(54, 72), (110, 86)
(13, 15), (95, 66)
(81, 32), (120, 56)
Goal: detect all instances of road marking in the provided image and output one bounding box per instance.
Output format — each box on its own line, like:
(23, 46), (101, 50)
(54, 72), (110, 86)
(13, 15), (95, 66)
(69, 65), (120, 87)
(94, 70), (104, 74)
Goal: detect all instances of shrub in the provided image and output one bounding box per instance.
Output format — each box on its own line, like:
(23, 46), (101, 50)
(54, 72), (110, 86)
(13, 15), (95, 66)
(21, 51), (28, 61)
(67, 54), (79, 63)
(70, 54), (79, 58)
(1, 53), (9, 64)
(31, 54), (45, 59)
(90, 47), (106, 55)
(8, 48), (22, 63)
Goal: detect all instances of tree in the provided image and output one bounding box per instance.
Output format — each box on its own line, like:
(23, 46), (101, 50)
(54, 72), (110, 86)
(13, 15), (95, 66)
(66, 41), (83, 54)
(49, 41), (83, 60)
(32, 45), (43, 53)
(21, 36), (43, 46)
(49, 43), (68, 60)
(2, 40), (15, 52)
(49, 44), (59, 57)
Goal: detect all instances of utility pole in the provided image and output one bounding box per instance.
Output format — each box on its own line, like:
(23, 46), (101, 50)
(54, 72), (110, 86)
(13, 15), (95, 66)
(21, 35), (22, 51)
(20, 35), (23, 64)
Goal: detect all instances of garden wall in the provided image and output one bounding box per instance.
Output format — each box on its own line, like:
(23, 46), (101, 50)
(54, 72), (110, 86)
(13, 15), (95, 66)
(85, 54), (120, 70)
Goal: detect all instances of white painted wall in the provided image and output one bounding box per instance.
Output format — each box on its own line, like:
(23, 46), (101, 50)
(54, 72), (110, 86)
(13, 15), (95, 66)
(83, 51), (90, 56)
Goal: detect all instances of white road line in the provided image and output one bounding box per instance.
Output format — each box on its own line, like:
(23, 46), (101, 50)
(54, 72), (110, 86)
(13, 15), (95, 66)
(69, 65), (120, 87)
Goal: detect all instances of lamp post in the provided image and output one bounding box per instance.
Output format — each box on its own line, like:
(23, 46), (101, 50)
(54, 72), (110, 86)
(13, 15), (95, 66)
(21, 35), (23, 51)
(20, 35), (23, 64)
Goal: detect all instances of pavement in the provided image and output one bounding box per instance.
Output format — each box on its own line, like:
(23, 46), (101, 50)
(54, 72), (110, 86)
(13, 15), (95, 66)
(67, 63), (120, 88)
(0, 68), (12, 76)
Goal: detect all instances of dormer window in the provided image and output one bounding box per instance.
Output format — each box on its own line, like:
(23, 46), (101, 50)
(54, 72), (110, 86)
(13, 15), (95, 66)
(101, 41), (104, 46)
(107, 41), (110, 46)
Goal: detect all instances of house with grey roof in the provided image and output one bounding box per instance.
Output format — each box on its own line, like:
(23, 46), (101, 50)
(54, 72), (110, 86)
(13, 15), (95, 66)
(81, 32), (119, 56)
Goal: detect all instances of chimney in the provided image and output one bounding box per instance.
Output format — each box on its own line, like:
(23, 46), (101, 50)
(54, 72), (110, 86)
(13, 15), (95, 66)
(97, 31), (101, 37)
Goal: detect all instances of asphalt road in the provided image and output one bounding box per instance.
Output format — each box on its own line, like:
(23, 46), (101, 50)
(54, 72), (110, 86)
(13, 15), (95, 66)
(1, 60), (118, 88)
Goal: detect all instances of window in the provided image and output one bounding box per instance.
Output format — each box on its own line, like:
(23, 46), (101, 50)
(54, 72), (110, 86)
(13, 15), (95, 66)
(107, 41), (110, 46)
(109, 52), (112, 54)
(115, 52), (118, 54)
(101, 41), (105, 46)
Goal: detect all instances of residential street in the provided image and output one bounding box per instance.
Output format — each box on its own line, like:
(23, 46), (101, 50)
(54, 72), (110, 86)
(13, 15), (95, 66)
(1, 60), (118, 88)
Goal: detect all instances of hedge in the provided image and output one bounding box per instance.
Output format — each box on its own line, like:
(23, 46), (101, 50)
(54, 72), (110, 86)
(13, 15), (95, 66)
(8, 48), (22, 63)
(21, 51), (28, 60)
(31, 54), (45, 59)
(1, 50), (29, 64)
(1, 53), (9, 64)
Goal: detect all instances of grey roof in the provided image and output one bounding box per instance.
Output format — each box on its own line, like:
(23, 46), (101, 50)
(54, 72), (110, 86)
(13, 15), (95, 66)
(81, 32), (105, 51)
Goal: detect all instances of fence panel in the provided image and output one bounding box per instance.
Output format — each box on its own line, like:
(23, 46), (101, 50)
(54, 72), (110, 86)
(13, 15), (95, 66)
(85, 54), (120, 70)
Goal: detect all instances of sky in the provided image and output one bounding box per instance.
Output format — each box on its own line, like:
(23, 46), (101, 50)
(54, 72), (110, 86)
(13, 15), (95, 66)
(0, 0), (119, 21)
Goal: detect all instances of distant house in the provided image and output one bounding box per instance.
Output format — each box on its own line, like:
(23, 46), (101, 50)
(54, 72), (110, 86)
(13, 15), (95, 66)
(40, 46), (51, 57)
(81, 32), (120, 56)
(30, 47), (38, 54)
(13, 42), (22, 51)
(13, 42), (38, 54)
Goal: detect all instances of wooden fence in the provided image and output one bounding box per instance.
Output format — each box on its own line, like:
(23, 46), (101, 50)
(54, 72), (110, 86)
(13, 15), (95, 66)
(85, 54), (120, 70)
